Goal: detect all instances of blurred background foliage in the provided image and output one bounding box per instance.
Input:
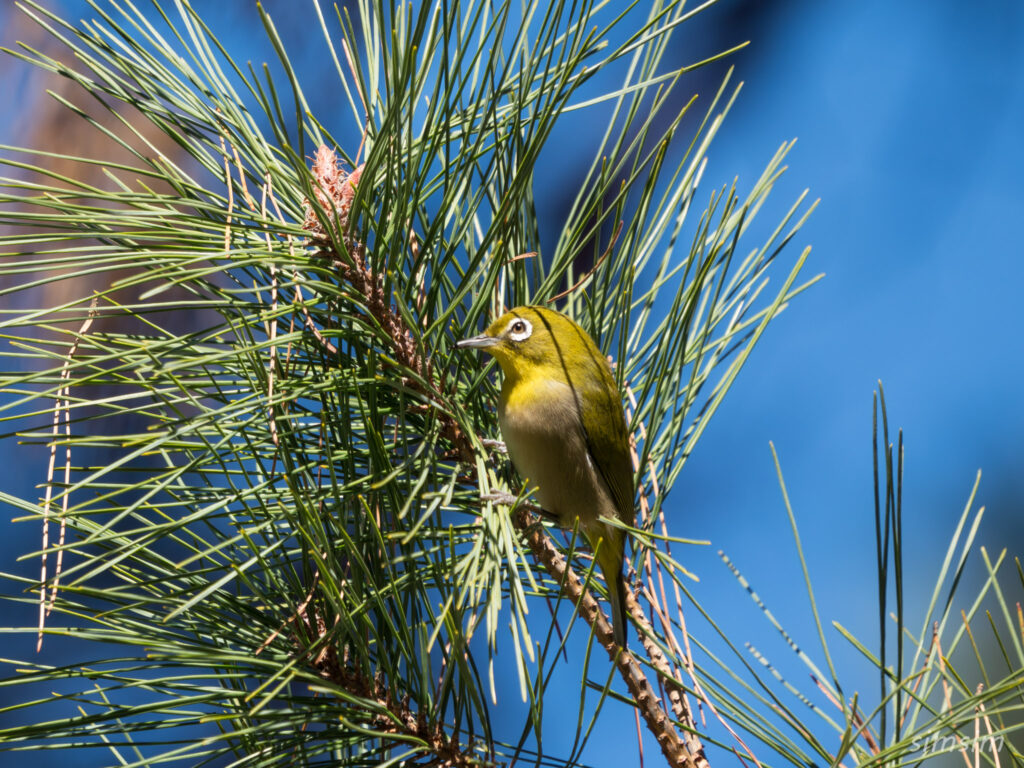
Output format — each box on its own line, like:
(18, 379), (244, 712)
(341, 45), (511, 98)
(1, 0), (1022, 766)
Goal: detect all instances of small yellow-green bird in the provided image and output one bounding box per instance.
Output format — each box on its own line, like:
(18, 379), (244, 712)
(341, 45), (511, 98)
(457, 306), (634, 646)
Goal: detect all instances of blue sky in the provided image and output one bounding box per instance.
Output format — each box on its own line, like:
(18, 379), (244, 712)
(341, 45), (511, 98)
(2, 0), (1023, 765)
(687, 0), (1024, 623)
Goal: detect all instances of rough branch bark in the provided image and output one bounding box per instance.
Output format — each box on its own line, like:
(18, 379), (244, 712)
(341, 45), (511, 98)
(512, 503), (708, 768)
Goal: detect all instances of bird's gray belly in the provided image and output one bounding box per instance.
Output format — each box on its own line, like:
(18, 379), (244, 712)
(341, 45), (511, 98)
(499, 398), (615, 530)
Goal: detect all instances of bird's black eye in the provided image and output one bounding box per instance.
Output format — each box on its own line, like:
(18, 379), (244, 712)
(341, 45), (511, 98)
(511, 321), (526, 334)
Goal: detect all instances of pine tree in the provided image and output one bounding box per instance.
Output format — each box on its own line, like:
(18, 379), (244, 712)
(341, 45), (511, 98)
(1, 2), (1020, 766)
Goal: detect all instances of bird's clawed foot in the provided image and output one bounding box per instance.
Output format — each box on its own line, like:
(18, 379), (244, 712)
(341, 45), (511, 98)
(480, 491), (558, 523)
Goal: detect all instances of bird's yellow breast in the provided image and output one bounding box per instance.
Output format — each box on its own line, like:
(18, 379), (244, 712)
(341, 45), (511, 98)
(500, 364), (570, 416)
(498, 369), (616, 530)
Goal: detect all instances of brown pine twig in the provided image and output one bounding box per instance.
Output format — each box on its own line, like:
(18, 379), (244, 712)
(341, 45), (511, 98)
(38, 297), (98, 652)
(495, 251), (536, 314)
(933, 623), (974, 768)
(900, 621), (936, 729)
(813, 674), (880, 755)
(976, 686), (1001, 768)
(547, 220), (623, 304)
(626, 383), (723, 750)
(260, 174), (281, 449)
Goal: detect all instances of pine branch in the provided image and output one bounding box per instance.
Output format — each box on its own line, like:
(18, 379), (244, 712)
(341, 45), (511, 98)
(304, 146), (707, 767)
(298, 588), (481, 767)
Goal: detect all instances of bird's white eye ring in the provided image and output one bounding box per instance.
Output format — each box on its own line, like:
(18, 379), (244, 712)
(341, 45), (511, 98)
(506, 317), (532, 342)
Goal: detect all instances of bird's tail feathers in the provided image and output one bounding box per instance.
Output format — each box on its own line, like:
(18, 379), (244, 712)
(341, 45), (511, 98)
(593, 527), (628, 647)
(608, 567), (628, 648)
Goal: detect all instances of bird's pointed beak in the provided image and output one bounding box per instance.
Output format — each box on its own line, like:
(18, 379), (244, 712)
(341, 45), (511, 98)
(456, 334), (498, 350)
